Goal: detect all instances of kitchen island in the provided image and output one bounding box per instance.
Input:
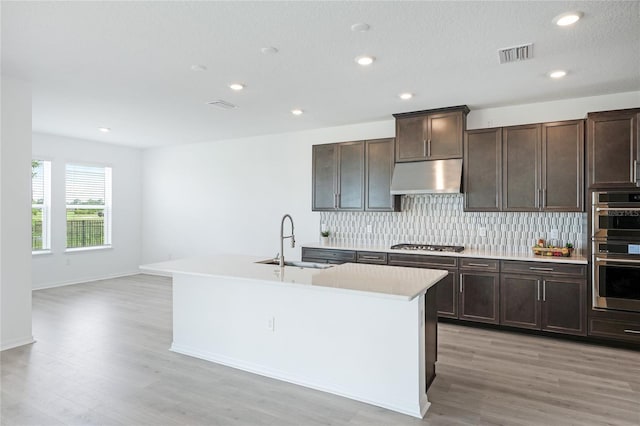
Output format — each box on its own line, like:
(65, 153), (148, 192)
(140, 255), (447, 418)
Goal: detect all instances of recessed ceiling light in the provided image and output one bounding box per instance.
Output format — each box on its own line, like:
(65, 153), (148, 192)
(229, 83), (244, 91)
(190, 64), (207, 72)
(355, 55), (375, 66)
(553, 11), (583, 26)
(261, 46), (279, 54)
(399, 93), (413, 100)
(291, 109), (304, 116)
(351, 23), (370, 32)
(549, 70), (567, 79)
(98, 127), (111, 133)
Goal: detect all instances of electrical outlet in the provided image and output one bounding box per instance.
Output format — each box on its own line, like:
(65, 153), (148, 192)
(550, 229), (559, 239)
(366, 224), (373, 233)
(479, 227), (487, 237)
(267, 316), (275, 332)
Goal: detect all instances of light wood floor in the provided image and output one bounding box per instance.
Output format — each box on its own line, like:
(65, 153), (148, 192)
(1, 274), (638, 426)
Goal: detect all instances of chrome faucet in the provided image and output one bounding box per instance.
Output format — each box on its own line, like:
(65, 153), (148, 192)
(280, 214), (295, 267)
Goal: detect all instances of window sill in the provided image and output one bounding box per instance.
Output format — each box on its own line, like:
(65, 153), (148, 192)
(32, 250), (52, 256)
(65, 245), (112, 254)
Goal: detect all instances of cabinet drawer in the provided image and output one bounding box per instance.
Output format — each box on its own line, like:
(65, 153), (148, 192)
(589, 319), (640, 343)
(356, 251), (388, 265)
(460, 258), (499, 272)
(301, 248), (356, 263)
(388, 254), (458, 269)
(500, 261), (585, 277)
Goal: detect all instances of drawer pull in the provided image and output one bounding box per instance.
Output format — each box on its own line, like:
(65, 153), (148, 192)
(359, 255), (381, 260)
(624, 329), (640, 334)
(529, 267), (553, 271)
(468, 263), (490, 267)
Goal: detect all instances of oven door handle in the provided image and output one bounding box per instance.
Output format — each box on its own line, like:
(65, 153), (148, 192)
(595, 207), (640, 212)
(596, 257), (640, 264)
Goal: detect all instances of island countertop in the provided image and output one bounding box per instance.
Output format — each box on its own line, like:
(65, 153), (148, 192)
(140, 254), (448, 301)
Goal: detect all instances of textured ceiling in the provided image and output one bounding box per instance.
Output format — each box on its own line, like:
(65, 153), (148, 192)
(2, 1), (639, 148)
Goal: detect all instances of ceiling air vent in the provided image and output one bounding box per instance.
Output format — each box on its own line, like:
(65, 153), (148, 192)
(207, 100), (237, 110)
(497, 43), (533, 64)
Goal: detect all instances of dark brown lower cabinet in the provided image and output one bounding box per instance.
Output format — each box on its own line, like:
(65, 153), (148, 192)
(459, 272), (500, 324)
(500, 274), (587, 336)
(435, 271), (458, 319)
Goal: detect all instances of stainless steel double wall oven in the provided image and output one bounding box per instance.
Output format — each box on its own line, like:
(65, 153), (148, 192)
(592, 191), (640, 312)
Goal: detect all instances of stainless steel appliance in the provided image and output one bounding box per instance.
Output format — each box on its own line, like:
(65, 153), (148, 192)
(592, 191), (640, 312)
(391, 243), (464, 253)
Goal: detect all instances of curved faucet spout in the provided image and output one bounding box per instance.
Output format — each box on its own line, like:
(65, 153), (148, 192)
(280, 214), (295, 267)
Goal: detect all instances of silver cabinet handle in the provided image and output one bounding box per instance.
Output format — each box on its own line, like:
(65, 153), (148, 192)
(634, 159), (638, 186)
(459, 274), (463, 293)
(334, 193), (338, 208)
(468, 263), (490, 267)
(542, 280), (546, 302)
(423, 139), (427, 157)
(427, 139), (431, 157)
(359, 255), (380, 260)
(595, 207), (640, 212)
(624, 329), (640, 334)
(542, 188), (546, 209)
(529, 267), (553, 271)
(537, 280), (541, 301)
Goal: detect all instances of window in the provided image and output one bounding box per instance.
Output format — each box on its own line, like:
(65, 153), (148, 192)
(32, 160), (51, 252)
(65, 164), (112, 249)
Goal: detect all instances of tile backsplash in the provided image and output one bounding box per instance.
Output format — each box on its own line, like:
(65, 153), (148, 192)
(319, 194), (586, 254)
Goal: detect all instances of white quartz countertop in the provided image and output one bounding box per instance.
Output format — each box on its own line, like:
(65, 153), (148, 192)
(139, 254), (448, 301)
(302, 242), (589, 264)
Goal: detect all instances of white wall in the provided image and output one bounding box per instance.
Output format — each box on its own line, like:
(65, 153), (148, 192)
(141, 91), (639, 264)
(1, 76), (34, 350)
(32, 133), (142, 289)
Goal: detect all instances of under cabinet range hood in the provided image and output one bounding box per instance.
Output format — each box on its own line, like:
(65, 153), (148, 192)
(390, 159), (463, 195)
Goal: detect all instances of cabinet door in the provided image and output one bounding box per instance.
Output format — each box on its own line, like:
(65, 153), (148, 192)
(436, 270), (458, 319)
(464, 128), (502, 211)
(365, 138), (400, 211)
(542, 120), (584, 211)
(542, 277), (587, 336)
(588, 110), (640, 189)
(500, 274), (541, 330)
(337, 141), (365, 211)
(502, 124), (541, 211)
(396, 116), (426, 162)
(312, 144), (338, 211)
(428, 111), (464, 159)
(459, 272), (500, 324)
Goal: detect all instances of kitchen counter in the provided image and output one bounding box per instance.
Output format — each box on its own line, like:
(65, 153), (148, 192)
(302, 242), (589, 264)
(140, 254), (447, 301)
(139, 254), (447, 418)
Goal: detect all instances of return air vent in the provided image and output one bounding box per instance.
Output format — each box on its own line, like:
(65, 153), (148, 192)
(497, 43), (534, 64)
(207, 99), (237, 110)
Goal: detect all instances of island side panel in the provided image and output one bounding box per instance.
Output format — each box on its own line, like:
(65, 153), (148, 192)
(425, 285), (437, 390)
(170, 272), (429, 418)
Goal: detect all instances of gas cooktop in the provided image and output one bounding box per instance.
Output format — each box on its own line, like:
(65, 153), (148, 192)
(390, 243), (465, 253)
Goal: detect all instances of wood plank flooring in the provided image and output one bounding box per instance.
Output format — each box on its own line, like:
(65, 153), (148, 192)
(1, 274), (638, 426)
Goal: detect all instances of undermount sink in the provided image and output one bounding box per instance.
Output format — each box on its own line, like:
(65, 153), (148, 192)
(255, 259), (334, 269)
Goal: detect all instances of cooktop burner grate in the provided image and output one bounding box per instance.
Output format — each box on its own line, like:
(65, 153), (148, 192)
(390, 243), (465, 253)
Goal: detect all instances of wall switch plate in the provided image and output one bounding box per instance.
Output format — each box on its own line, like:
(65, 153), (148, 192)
(550, 229), (559, 239)
(366, 224), (373, 233)
(479, 227), (487, 237)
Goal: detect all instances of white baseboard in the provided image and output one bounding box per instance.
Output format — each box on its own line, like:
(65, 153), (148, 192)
(32, 271), (141, 290)
(1, 336), (35, 352)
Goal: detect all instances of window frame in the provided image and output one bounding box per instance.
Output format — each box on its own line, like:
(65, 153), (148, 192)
(32, 159), (52, 254)
(64, 163), (113, 251)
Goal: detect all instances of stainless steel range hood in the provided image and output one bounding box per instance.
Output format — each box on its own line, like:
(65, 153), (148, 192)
(390, 159), (463, 195)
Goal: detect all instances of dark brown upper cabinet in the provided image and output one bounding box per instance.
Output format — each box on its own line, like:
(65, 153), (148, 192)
(541, 120), (584, 211)
(365, 138), (401, 211)
(587, 108), (640, 189)
(393, 106), (469, 162)
(312, 139), (399, 212)
(502, 124), (541, 211)
(464, 128), (502, 211)
(465, 120), (584, 212)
